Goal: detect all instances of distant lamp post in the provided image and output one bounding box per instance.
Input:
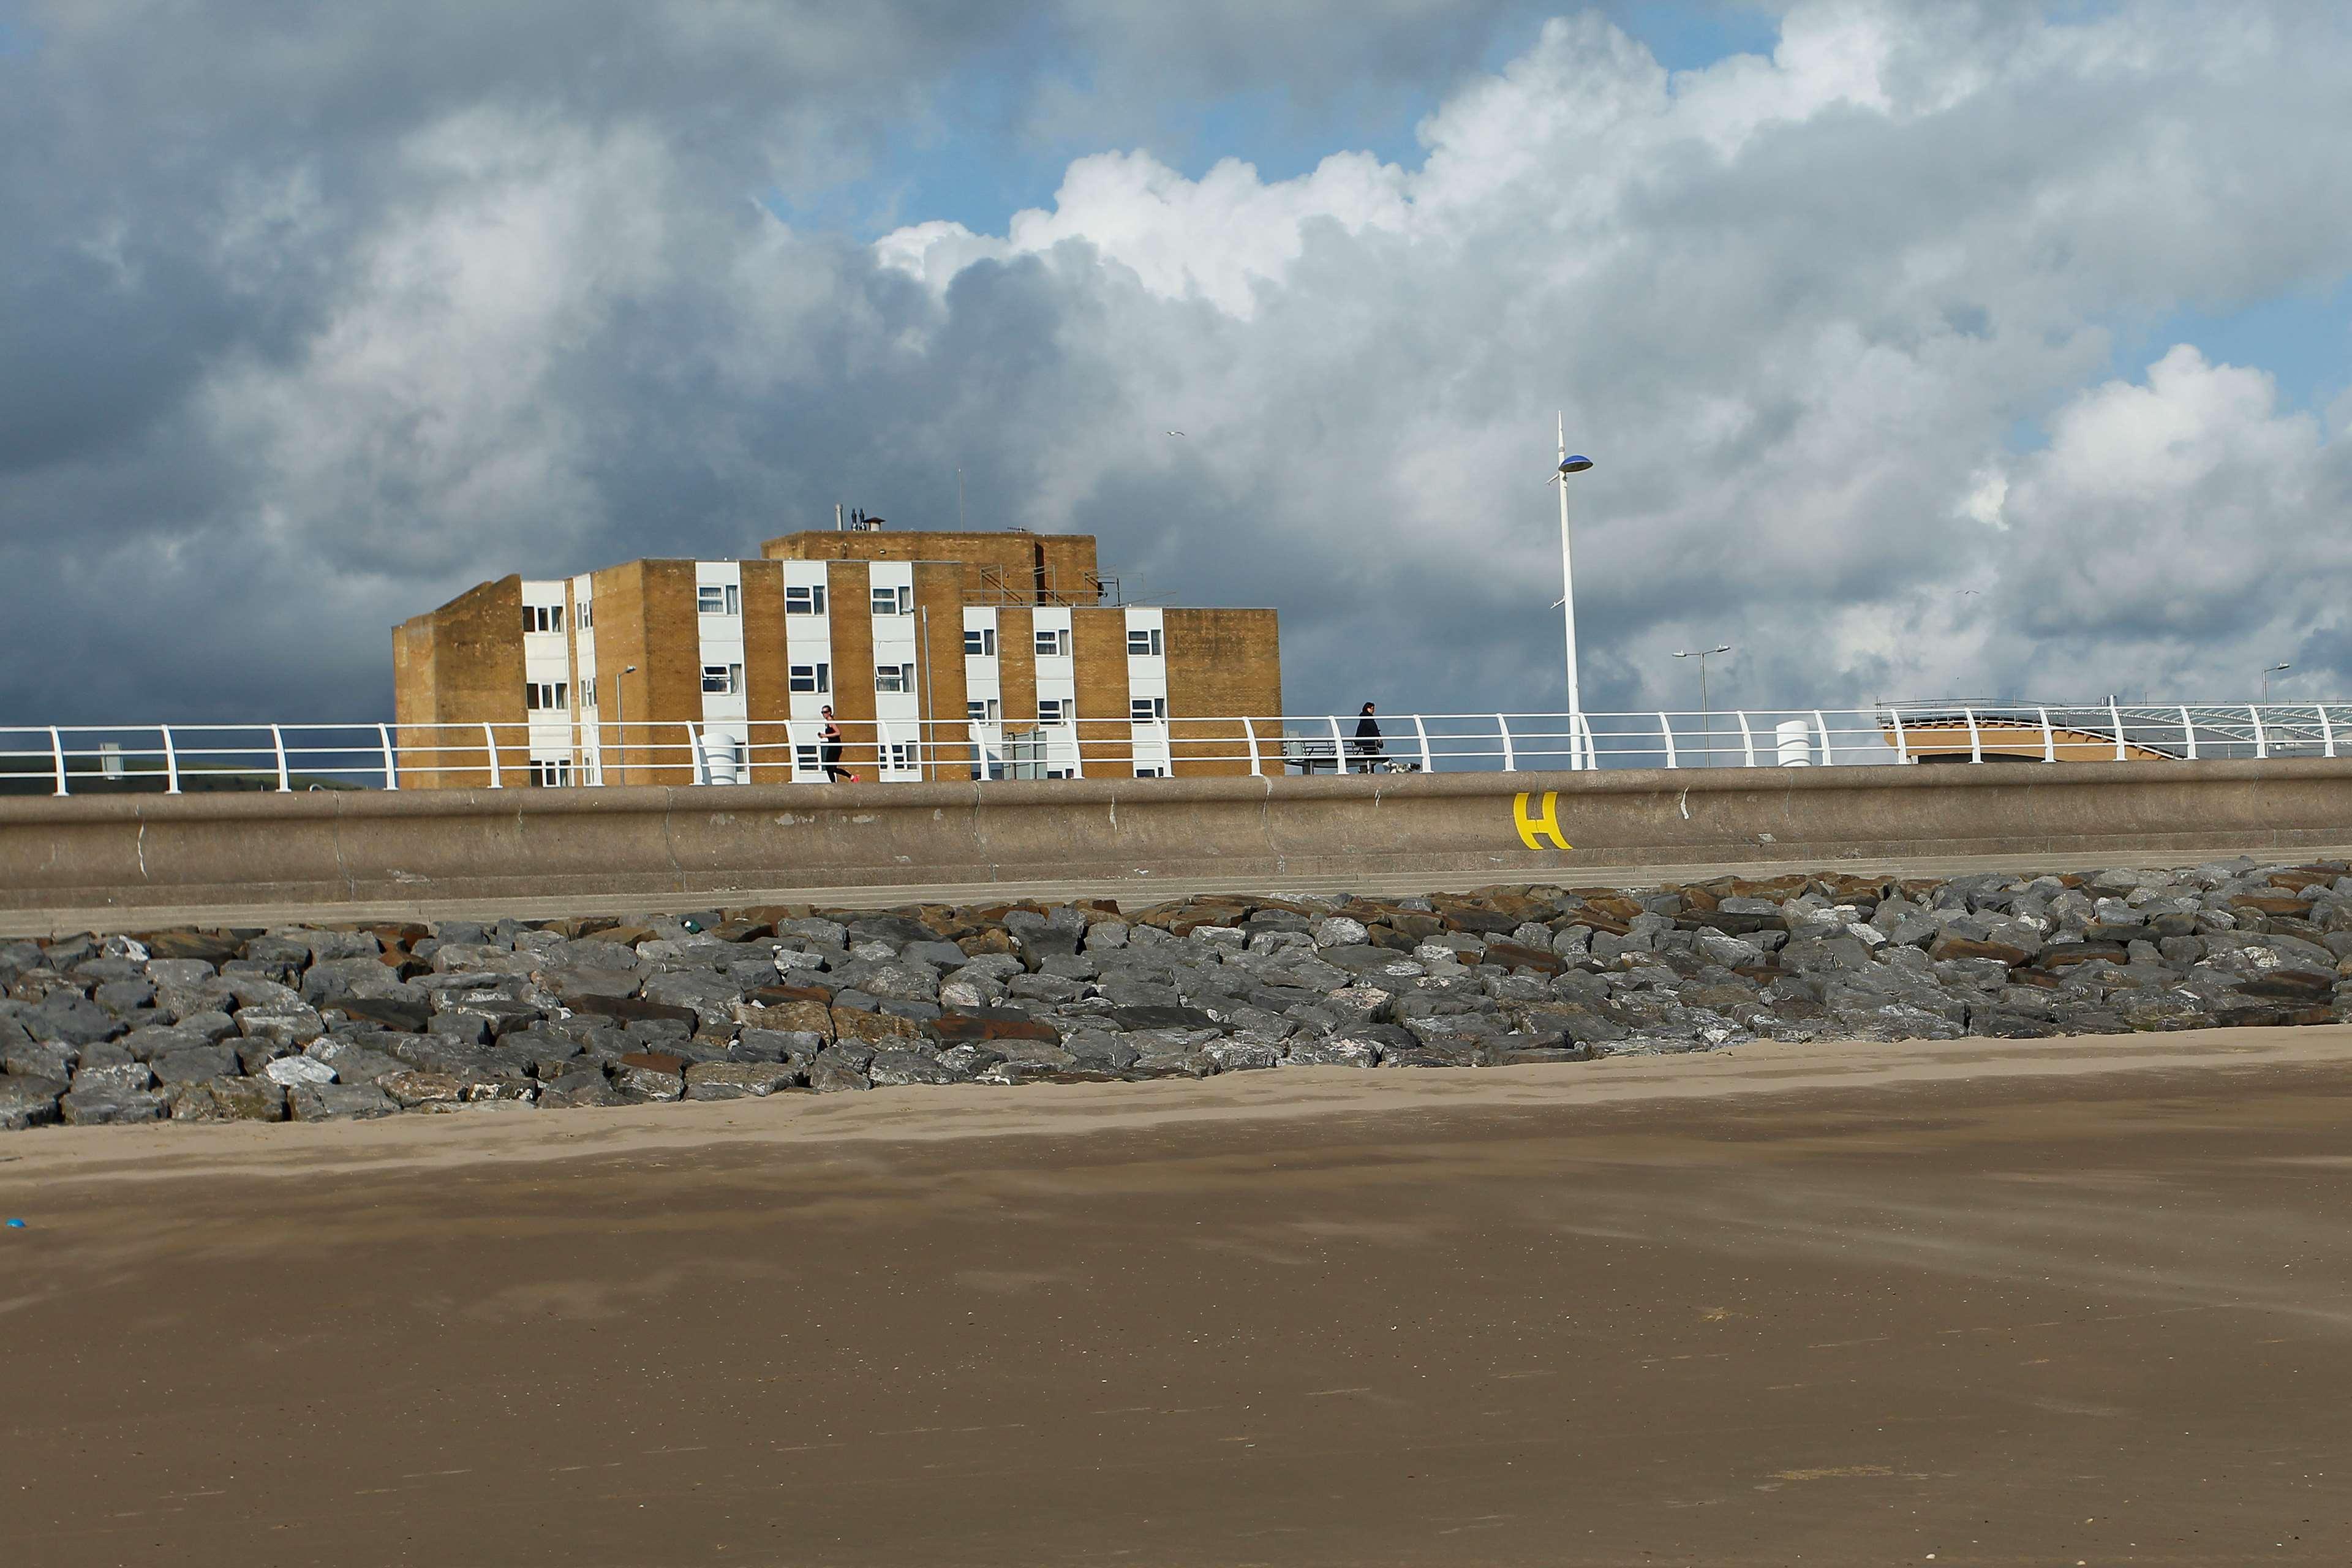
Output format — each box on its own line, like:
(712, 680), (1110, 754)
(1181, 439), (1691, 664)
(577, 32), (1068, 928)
(1672, 645), (1732, 766)
(1549, 417), (1595, 768)
(2262, 662), (2291, 703)
(615, 665), (639, 785)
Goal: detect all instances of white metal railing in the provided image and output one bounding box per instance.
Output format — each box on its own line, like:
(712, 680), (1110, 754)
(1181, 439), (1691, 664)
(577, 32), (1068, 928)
(1, 702), (2345, 793)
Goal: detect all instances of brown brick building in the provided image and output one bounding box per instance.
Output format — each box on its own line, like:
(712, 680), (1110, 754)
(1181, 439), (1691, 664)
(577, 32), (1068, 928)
(391, 527), (1282, 787)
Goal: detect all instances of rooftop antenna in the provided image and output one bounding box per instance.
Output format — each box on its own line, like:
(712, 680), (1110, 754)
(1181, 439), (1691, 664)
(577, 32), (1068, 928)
(835, 502), (843, 532)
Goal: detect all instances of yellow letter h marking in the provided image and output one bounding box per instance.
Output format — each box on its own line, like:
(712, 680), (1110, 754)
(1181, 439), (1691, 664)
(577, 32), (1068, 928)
(1513, 791), (1570, 851)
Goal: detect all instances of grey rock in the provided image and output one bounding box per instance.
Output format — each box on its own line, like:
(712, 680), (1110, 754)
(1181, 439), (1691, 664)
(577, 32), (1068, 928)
(168, 1077), (287, 1122)
(539, 1070), (626, 1109)
(867, 1047), (963, 1087)
(1285, 1037), (1382, 1067)
(0, 1074), (67, 1129)
(286, 1082), (399, 1121)
(805, 1057), (873, 1093)
(685, 1061), (801, 1099)
(265, 1054), (337, 1087)
(5, 1041), (78, 1079)
(72, 1058), (155, 1095)
(59, 1087), (168, 1125)
(26, 993), (119, 1046)
(149, 1045), (238, 1084)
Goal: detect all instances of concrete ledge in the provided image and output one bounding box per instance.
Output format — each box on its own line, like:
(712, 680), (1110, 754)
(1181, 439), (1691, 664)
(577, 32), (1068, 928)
(4, 758), (2351, 924)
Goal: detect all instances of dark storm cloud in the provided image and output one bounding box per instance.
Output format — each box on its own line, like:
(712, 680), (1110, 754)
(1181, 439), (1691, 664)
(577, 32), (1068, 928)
(2, 1), (2351, 733)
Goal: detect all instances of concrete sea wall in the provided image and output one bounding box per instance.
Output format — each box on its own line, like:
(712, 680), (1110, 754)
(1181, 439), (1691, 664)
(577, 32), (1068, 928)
(4, 758), (2352, 918)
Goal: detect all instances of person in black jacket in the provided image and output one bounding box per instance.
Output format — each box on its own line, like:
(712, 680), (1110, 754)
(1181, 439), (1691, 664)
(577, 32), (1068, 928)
(819, 706), (857, 782)
(1351, 702), (1384, 772)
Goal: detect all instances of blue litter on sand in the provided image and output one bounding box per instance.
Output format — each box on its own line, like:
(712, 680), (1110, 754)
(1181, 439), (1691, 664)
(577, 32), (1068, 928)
(4, 1219), (23, 1229)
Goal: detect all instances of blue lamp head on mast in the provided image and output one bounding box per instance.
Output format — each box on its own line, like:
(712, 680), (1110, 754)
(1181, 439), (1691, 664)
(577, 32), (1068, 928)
(1559, 455), (1593, 474)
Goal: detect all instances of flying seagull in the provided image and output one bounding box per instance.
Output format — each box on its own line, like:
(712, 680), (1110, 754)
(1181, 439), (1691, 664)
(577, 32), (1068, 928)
(1166, 429), (1185, 436)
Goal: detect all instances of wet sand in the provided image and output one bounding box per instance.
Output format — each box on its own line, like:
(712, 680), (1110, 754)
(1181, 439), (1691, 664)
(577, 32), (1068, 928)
(5, 1029), (2351, 1566)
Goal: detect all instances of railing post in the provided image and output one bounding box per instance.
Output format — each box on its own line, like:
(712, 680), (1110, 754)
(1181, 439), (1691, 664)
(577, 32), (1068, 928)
(379, 723), (399, 790)
(1242, 716), (1261, 778)
(2038, 706), (2055, 763)
(2321, 705), (2336, 760)
(50, 727), (67, 796)
(1659, 712), (1677, 769)
(2180, 706), (2196, 761)
(1495, 715), (1515, 772)
(484, 723), (502, 788)
(1888, 705), (1909, 764)
(1578, 710), (1597, 772)
(2250, 704), (2267, 760)
(1737, 710), (1755, 769)
(1964, 704), (1983, 764)
(2110, 699), (2127, 762)
(1327, 715), (1346, 775)
(692, 723), (707, 785)
(1812, 710), (1833, 766)
(271, 725), (291, 791)
(160, 726), (181, 794)
(1413, 714), (1432, 774)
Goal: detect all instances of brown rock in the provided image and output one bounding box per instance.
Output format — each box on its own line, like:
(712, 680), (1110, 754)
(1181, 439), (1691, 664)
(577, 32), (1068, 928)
(379, 1069), (466, 1109)
(2038, 943), (2128, 968)
(1928, 933), (2032, 967)
(931, 1012), (1060, 1044)
(1482, 940), (1564, 976)
(735, 1000), (833, 1038)
(832, 1008), (922, 1045)
(2231, 894), (2313, 918)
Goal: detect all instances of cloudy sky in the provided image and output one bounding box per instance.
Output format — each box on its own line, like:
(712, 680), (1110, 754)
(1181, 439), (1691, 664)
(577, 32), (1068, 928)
(4, 0), (2350, 727)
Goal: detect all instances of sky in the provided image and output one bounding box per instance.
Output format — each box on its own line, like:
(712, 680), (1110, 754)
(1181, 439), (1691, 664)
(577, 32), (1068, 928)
(2, 0), (2350, 726)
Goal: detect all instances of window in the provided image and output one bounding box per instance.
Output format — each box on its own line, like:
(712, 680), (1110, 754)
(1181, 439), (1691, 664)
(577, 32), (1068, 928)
(702, 664), (741, 695)
(698, 584), (741, 616)
(963, 627), (997, 657)
(1038, 698), (1067, 723)
(526, 682), (568, 711)
(575, 600), (594, 630)
(524, 605), (564, 635)
(871, 584), (913, 616)
(1134, 766), (1166, 778)
(785, 583), (827, 616)
(1044, 766), (1074, 780)
(579, 676), (597, 708)
(875, 663), (914, 694)
(788, 663), (831, 694)
(1127, 627), (1163, 657)
(967, 698), (1000, 722)
(1130, 696), (1167, 722)
(529, 759), (573, 788)
(1035, 627), (1070, 657)
(887, 742), (917, 771)
(794, 744), (821, 773)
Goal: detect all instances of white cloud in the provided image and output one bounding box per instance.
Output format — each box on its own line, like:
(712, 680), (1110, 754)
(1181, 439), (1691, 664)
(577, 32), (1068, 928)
(6, 0), (2352, 724)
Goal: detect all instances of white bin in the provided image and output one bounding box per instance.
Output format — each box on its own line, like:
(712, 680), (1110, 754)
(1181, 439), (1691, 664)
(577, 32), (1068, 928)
(1774, 718), (1814, 767)
(699, 732), (741, 785)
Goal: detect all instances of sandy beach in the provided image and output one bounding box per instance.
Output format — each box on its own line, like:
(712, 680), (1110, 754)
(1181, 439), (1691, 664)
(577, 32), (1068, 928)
(6, 1027), (2351, 1565)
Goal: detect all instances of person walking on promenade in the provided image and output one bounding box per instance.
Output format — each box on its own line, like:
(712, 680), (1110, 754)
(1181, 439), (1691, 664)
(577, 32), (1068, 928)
(820, 706), (858, 782)
(1351, 701), (1384, 772)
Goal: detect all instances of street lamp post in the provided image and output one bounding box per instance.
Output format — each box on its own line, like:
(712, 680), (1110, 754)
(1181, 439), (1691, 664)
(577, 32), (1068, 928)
(2263, 662), (2291, 703)
(615, 664), (638, 786)
(1672, 645), (1732, 766)
(1551, 415), (1594, 769)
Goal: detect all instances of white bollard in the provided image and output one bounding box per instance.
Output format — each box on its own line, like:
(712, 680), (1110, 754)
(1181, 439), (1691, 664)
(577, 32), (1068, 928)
(1774, 718), (1813, 767)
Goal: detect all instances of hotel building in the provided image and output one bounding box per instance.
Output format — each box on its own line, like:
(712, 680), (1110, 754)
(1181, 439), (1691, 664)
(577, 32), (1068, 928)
(391, 524), (1282, 787)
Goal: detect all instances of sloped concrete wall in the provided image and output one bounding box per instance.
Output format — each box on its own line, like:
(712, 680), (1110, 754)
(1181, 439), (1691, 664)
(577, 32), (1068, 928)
(4, 758), (2351, 916)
